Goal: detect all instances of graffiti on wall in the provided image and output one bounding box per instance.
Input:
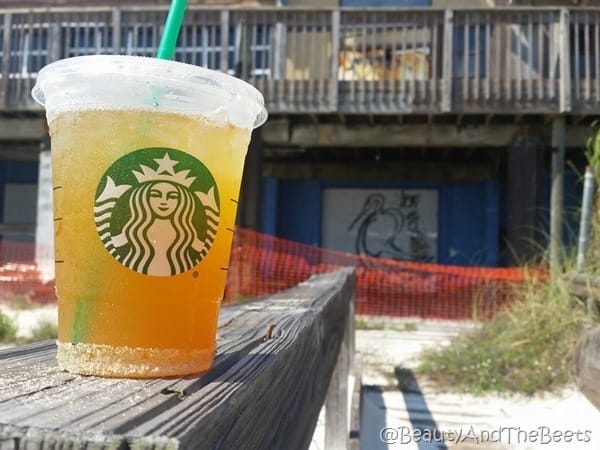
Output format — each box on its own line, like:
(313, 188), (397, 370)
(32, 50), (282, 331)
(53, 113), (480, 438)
(321, 188), (438, 262)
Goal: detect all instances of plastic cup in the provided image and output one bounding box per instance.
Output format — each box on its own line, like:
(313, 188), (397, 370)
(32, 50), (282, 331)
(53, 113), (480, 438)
(32, 55), (267, 377)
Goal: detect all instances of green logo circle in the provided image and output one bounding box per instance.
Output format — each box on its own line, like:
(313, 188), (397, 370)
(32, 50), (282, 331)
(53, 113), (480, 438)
(94, 148), (220, 276)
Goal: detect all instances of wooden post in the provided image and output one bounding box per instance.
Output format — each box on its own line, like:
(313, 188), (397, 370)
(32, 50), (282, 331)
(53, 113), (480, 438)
(325, 290), (355, 450)
(441, 9), (454, 113)
(577, 326), (600, 409)
(550, 116), (565, 276)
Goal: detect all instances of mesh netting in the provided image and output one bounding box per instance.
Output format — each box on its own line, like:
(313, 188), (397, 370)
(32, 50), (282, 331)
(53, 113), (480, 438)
(0, 229), (543, 319)
(225, 229), (543, 320)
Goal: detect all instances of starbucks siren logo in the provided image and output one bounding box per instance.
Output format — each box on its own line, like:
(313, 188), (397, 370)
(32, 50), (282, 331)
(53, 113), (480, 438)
(94, 148), (220, 276)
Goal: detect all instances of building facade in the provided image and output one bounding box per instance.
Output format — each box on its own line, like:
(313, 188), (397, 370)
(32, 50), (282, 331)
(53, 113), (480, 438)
(0, 0), (596, 266)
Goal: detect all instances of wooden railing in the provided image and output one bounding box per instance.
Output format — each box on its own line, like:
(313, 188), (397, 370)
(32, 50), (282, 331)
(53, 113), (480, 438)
(2, 6), (600, 115)
(565, 273), (600, 410)
(0, 269), (360, 449)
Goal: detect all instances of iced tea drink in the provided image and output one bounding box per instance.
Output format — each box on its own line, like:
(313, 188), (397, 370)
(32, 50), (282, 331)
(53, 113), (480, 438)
(32, 56), (267, 377)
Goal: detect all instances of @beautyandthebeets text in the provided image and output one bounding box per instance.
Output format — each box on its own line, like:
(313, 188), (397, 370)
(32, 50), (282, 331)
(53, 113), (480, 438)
(379, 426), (593, 446)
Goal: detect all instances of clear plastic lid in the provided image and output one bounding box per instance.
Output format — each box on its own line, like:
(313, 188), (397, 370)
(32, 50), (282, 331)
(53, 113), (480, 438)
(32, 55), (268, 130)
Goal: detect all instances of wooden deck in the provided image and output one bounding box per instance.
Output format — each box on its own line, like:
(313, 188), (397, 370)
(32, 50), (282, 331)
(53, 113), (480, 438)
(1, 5), (600, 116)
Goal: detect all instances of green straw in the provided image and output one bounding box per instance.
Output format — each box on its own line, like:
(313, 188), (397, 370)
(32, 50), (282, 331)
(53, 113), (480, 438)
(157, 0), (188, 60)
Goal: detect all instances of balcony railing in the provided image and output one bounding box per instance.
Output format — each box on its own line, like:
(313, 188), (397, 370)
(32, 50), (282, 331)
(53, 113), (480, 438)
(1, 6), (599, 115)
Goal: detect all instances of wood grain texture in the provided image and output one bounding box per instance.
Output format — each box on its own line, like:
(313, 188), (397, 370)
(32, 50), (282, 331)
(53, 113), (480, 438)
(577, 326), (600, 410)
(0, 268), (356, 449)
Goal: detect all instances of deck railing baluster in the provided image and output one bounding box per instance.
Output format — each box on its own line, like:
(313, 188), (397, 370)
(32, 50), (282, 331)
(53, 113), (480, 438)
(537, 12), (543, 101)
(549, 11), (557, 101)
(527, 12), (533, 101)
(595, 13), (599, 103)
(474, 13), (481, 102)
(463, 13), (469, 102)
(493, 13), (501, 102)
(585, 12), (591, 102)
(389, 13), (398, 109)
(298, 11), (306, 111)
(112, 7), (120, 54)
(574, 12), (580, 102)
(516, 13), (523, 102)
(410, 12), (417, 105)
(372, 12), (378, 109)
(484, 13), (491, 102)
(559, 8), (571, 112)
(399, 11), (407, 108)
(430, 13), (438, 108)
(330, 9), (339, 112)
(441, 9), (453, 112)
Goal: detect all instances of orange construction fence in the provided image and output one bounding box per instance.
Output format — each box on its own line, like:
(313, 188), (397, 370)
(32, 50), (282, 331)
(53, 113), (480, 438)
(224, 229), (543, 319)
(0, 229), (543, 319)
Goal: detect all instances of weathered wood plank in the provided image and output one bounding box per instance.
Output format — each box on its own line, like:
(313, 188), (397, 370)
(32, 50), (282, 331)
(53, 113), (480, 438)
(348, 354), (361, 450)
(0, 117), (46, 140)
(263, 121), (523, 148)
(577, 326), (600, 410)
(0, 268), (356, 449)
(262, 120), (595, 149)
(264, 161), (497, 183)
(324, 291), (353, 450)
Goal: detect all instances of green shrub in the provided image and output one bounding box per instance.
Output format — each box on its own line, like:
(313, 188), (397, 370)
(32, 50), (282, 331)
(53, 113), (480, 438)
(355, 316), (385, 330)
(402, 322), (418, 332)
(417, 274), (589, 395)
(0, 309), (17, 342)
(23, 319), (58, 343)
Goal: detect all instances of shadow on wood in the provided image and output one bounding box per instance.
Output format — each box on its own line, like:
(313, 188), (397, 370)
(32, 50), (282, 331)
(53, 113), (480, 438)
(0, 268), (357, 449)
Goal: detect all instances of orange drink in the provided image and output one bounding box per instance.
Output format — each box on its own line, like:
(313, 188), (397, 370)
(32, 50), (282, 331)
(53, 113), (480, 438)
(32, 56), (267, 377)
